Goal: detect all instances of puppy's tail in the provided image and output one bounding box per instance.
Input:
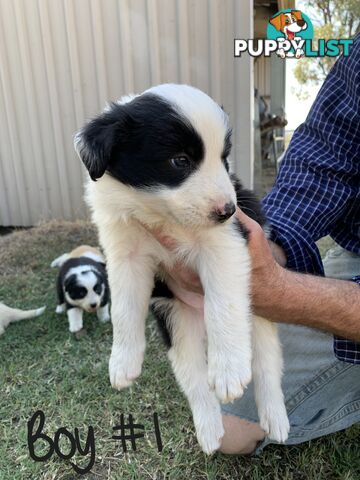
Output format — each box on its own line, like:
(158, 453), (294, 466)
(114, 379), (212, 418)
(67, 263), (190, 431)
(0, 303), (46, 324)
(51, 253), (70, 268)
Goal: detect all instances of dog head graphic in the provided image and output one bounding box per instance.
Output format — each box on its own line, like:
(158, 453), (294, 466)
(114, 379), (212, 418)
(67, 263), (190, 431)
(269, 10), (307, 40)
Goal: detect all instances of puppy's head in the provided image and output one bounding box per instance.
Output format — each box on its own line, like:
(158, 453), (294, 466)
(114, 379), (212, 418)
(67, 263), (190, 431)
(64, 269), (105, 313)
(270, 10), (306, 36)
(75, 84), (237, 227)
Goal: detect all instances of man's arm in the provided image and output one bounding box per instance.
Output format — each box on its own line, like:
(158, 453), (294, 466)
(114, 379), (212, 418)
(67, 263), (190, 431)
(260, 269), (360, 340)
(238, 209), (360, 341)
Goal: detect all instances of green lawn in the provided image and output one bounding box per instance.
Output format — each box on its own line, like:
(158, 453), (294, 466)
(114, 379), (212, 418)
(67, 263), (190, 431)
(0, 222), (358, 479)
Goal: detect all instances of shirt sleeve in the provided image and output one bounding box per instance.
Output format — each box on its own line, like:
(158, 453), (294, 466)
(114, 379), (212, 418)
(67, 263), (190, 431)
(262, 36), (360, 274)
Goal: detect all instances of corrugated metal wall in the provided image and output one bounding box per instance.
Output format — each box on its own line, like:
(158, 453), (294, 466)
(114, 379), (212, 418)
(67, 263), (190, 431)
(0, 0), (253, 226)
(254, 56), (271, 103)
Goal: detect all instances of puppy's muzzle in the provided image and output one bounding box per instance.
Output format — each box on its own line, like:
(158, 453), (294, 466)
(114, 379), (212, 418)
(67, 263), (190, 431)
(87, 303), (98, 313)
(297, 19), (305, 27)
(212, 202), (236, 223)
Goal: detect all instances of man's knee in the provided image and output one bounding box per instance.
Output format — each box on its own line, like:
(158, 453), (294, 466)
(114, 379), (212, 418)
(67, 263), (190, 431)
(219, 414), (265, 455)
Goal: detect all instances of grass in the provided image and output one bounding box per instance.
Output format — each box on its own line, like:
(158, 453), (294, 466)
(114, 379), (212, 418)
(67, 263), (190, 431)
(0, 221), (359, 479)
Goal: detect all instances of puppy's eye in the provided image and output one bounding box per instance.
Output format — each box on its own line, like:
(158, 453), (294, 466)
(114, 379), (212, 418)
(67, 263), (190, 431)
(94, 283), (102, 294)
(76, 287), (87, 299)
(285, 18), (290, 24)
(170, 155), (191, 170)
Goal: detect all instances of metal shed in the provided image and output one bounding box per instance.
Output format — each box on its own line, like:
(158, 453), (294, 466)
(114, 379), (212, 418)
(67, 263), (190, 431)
(0, 0), (288, 226)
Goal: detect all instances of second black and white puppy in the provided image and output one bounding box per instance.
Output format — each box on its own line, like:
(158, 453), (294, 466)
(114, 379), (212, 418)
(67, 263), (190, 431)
(51, 245), (110, 332)
(75, 84), (289, 453)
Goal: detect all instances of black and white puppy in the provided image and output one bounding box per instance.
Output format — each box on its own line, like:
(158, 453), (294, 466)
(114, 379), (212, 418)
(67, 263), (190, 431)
(75, 84), (289, 453)
(51, 245), (110, 332)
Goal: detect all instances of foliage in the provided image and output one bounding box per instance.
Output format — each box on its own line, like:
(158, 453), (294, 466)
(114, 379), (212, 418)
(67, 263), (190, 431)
(294, 0), (360, 96)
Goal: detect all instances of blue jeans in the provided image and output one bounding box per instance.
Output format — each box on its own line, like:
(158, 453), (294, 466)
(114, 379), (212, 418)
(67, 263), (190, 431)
(221, 246), (360, 452)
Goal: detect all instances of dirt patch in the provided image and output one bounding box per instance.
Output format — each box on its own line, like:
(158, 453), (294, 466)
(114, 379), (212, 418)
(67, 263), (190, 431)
(0, 220), (98, 277)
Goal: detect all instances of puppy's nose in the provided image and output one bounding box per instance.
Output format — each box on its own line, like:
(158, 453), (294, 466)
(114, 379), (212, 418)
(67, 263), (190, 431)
(214, 202), (236, 222)
(90, 303), (97, 309)
(297, 19), (305, 27)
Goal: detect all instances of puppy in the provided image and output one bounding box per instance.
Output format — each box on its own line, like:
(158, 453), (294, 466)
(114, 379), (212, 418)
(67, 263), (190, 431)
(75, 84), (289, 453)
(51, 245), (110, 333)
(270, 10), (307, 58)
(0, 303), (45, 335)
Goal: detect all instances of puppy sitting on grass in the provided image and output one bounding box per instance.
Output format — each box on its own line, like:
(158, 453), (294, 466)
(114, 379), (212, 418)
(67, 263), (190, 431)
(51, 245), (110, 333)
(75, 84), (289, 453)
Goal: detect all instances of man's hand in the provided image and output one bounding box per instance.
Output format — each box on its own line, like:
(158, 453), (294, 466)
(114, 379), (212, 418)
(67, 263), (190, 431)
(235, 208), (287, 315)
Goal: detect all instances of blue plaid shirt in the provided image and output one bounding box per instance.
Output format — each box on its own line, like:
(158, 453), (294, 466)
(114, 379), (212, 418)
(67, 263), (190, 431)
(262, 35), (360, 364)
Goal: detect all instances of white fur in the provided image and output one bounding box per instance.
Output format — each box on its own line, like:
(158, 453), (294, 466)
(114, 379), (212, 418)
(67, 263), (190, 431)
(63, 266), (104, 312)
(62, 268), (109, 331)
(67, 307), (83, 333)
(0, 303), (45, 335)
(97, 304), (110, 323)
(51, 253), (70, 268)
(56, 304), (66, 314)
(51, 251), (104, 268)
(79, 84), (289, 452)
(52, 255), (110, 331)
(156, 299), (224, 453)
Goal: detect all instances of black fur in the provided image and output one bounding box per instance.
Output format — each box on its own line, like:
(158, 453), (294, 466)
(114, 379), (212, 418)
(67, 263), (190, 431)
(151, 280), (174, 348)
(57, 257), (110, 310)
(78, 94), (205, 188)
(64, 274), (86, 300)
(231, 174), (266, 226)
(56, 271), (65, 306)
(231, 174), (266, 241)
(222, 129), (232, 172)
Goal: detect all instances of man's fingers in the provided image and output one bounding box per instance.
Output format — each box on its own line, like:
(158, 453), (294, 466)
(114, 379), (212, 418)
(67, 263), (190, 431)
(235, 207), (262, 233)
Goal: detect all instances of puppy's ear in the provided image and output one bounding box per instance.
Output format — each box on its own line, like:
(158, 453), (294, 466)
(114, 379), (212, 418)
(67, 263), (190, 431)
(74, 103), (126, 181)
(291, 10), (303, 21)
(269, 13), (283, 32)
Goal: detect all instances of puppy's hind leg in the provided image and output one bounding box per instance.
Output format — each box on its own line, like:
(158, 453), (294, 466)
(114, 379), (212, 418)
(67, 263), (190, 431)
(152, 299), (224, 454)
(51, 253), (70, 268)
(252, 316), (290, 443)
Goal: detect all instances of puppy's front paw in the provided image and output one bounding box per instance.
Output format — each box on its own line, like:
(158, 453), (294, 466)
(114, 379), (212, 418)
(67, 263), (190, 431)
(56, 304), (65, 314)
(68, 316), (83, 333)
(259, 401), (290, 443)
(109, 346), (144, 390)
(98, 311), (110, 323)
(196, 412), (224, 454)
(208, 350), (252, 403)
